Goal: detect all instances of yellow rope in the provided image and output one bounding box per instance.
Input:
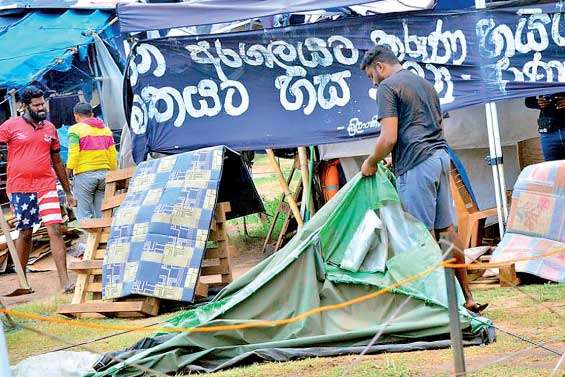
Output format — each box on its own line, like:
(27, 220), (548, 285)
(0, 248), (562, 334)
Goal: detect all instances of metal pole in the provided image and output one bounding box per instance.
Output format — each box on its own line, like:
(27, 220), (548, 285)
(7, 92), (16, 118)
(475, 0), (506, 236)
(0, 323), (11, 377)
(485, 104), (506, 237)
(489, 103), (509, 220)
(440, 235), (467, 377)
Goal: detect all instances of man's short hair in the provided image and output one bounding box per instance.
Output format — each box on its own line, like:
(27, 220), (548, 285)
(20, 86), (44, 105)
(73, 102), (93, 116)
(360, 45), (400, 70)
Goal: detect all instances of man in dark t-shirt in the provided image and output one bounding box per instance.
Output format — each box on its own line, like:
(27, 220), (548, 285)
(359, 45), (484, 313)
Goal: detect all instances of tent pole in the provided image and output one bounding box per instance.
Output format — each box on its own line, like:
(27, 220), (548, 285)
(7, 91), (17, 117)
(0, 323), (10, 377)
(440, 235), (467, 377)
(489, 103), (509, 220)
(475, 0), (506, 237)
(297, 147), (312, 220)
(266, 149), (304, 228)
(485, 103), (506, 238)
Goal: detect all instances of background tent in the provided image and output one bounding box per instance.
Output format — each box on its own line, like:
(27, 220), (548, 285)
(0, 9), (112, 91)
(91, 168), (494, 376)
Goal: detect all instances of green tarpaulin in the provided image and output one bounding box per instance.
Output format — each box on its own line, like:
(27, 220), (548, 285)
(92, 167), (493, 376)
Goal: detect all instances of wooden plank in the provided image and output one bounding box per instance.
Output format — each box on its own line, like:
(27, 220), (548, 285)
(101, 193), (127, 211)
(208, 228), (227, 242)
(499, 264), (520, 287)
(194, 282), (208, 299)
(204, 247), (227, 259)
(80, 218), (113, 229)
(85, 282), (102, 293)
(69, 260), (103, 271)
(71, 229), (102, 305)
(58, 300), (153, 316)
(218, 202), (231, 213)
(94, 248), (106, 260)
(214, 206), (227, 223)
(105, 167), (136, 183)
(200, 258), (230, 276)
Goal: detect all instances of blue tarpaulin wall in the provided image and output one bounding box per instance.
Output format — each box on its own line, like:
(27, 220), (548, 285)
(0, 9), (112, 90)
(126, 3), (565, 162)
(117, 0), (476, 33)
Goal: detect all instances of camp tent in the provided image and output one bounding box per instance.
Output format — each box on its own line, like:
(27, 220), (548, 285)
(91, 167), (494, 376)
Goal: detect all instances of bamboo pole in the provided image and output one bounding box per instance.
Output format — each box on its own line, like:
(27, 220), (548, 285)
(298, 147), (316, 218)
(266, 149), (304, 227)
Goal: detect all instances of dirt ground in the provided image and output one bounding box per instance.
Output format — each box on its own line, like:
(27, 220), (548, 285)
(0, 244), (265, 307)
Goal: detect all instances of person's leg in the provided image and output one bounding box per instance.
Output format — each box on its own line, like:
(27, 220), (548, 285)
(73, 171), (96, 220)
(45, 223), (71, 290)
(38, 191), (71, 291)
(396, 157), (438, 230)
(10, 193), (40, 277)
(539, 130), (565, 161)
(434, 150), (482, 312)
(93, 171), (107, 218)
(15, 228), (32, 274)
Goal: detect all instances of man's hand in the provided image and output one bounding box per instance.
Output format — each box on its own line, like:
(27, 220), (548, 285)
(361, 157), (378, 177)
(537, 96), (552, 109)
(383, 156), (393, 170)
(66, 194), (77, 208)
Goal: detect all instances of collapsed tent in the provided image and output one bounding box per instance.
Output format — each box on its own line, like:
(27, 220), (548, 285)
(91, 168), (494, 376)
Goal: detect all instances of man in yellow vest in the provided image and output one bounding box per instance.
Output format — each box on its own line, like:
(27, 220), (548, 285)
(67, 103), (117, 220)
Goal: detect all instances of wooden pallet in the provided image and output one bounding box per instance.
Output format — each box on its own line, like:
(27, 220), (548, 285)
(58, 167), (233, 318)
(467, 254), (520, 288)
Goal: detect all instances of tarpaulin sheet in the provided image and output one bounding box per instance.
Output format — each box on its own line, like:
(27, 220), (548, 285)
(126, 3), (565, 162)
(102, 146), (263, 302)
(92, 167), (493, 376)
(0, 9), (112, 89)
(117, 0), (470, 33)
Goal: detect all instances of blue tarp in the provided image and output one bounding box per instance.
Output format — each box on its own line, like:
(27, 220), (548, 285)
(0, 9), (112, 90)
(117, 0), (473, 33)
(127, 3), (565, 162)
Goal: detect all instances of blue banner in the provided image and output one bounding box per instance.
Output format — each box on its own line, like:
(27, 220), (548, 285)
(127, 4), (565, 162)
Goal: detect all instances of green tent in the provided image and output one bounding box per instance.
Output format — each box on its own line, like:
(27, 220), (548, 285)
(91, 168), (494, 376)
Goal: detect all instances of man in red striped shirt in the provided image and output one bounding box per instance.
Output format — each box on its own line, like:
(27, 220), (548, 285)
(0, 86), (77, 293)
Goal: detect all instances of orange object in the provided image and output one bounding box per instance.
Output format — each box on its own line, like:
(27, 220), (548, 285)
(321, 159), (341, 202)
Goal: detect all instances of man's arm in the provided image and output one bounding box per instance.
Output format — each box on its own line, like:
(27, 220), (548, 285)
(368, 117), (398, 165)
(51, 151), (76, 207)
(361, 117), (397, 176)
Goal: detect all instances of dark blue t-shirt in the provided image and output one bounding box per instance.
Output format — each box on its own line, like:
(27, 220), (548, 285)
(376, 69), (447, 176)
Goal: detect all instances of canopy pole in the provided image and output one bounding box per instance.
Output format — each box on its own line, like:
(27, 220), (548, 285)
(266, 149), (304, 228)
(297, 147), (313, 220)
(7, 91), (16, 117)
(476, 0), (506, 237)
(485, 104), (505, 237)
(489, 103), (509, 220)
(0, 323), (10, 377)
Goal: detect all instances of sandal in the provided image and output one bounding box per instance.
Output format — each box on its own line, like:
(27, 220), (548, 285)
(465, 302), (489, 314)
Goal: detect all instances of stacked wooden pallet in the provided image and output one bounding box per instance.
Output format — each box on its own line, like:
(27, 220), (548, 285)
(58, 167), (233, 318)
(466, 247), (520, 288)
(0, 212), (80, 273)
